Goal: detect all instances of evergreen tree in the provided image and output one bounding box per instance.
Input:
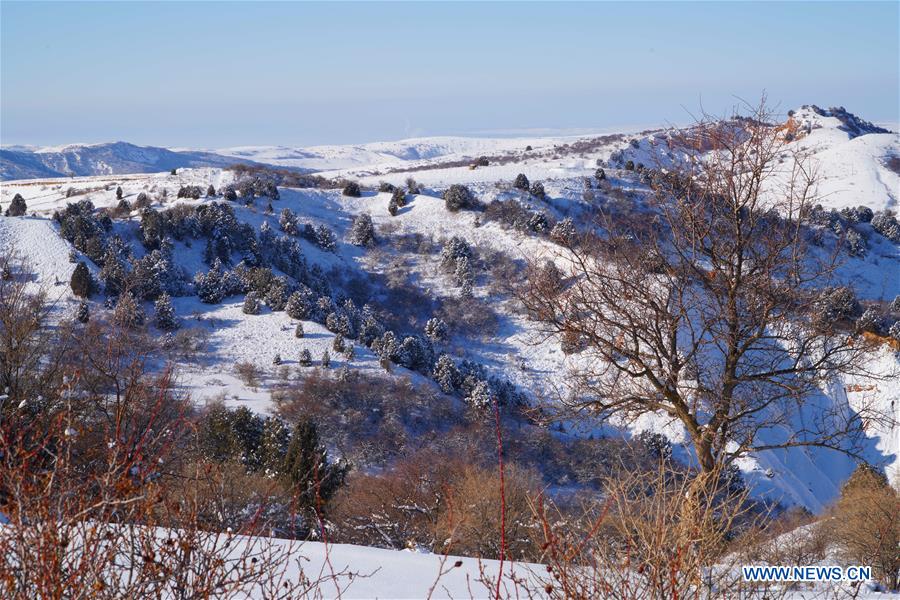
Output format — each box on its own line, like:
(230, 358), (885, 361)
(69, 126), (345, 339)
(424, 317), (448, 342)
(465, 379), (493, 409)
(321, 350), (330, 368)
(391, 187), (407, 208)
(207, 184), (216, 197)
(443, 184), (476, 212)
(433, 354), (460, 394)
(75, 300), (90, 323)
(273, 353), (282, 366)
(285, 287), (315, 319)
(114, 292), (145, 328)
(116, 186), (124, 200)
(343, 344), (355, 361)
(279, 208), (299, 236)
(332, 333), (345, 353)
(299, 348), (312, 366)
(195, 260), (225, 304)
(513, 173), (530, 191)
(243, 291), (261, 315)
(282, 420), (348, 522)
(295, 322), (305, 338)
(342, 181), (361, 197)
(348, 213), (375, 247)
(153, 292), (179, 331)
(5, 193), (27, 217)
(594, 167), (606, 182)
(529, 181), (546, 200)
(388, 197), (399, 216)
(70, 261), (93, 298)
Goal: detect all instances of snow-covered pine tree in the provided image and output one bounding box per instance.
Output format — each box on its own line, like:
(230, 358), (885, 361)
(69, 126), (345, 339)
(75, 300), (90, 323)
(321, 350), (330, 368)
(332, 333), (345, 353)
(154, 292), (179, 330)
(424, 317), (448, 341)
(116, 186), (123, 200)
(530, 181), (546, 200)
(295, 322), (304, 338)
(465, 379), (493, 410)
(114, 292), (145, 328)
(348, 213), (375, 247)
(433, 354), (460, 394)
(298, 348), (312, 366)
(243, 291), (261, 315)
(5, 193), (27, 217)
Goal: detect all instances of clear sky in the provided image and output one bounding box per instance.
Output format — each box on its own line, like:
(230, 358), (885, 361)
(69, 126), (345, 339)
(2, 1), (897, 148)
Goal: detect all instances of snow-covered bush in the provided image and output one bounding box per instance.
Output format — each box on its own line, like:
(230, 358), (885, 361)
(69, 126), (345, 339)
(75, 300), (90, 323)
(388, 197), (399, 216)
(529, 181), (546, 200)
(315, 224), (337, 251)
(465, 380), (493, 409)
(378, 181), (395, 193)
(332, 333), (345, 353)
(391, 187), (407, 208)
(845, 229), (867, 257)
(440, 236), (473, 271)
(207, 184), (216, 197)
(342, 181), (361, 197)
(550, 217), (576, 245)
(595, 167), (606, 182)
(443, 184), (478, 212)
(840, 205), (873, 224)
(513, 173), (530, 191)
(348, 213), (375, 247)
(177, 185), (203, 200)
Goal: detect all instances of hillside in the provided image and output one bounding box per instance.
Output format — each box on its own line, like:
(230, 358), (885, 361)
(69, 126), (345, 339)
(1, 105), (899, 597)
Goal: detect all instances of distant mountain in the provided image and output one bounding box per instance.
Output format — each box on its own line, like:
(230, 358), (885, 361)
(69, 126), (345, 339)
(0, 141), (272, 181)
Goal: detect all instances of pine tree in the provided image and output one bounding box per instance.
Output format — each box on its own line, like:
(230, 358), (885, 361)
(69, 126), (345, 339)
(114, 292), (145, 328)
(195, 261), (225, 304)
(343, 344), (355, 361)
(273, 353), (282, 365)
(321, 350), (330, 368)
(388, 197), (399, 216)
(116, 186), (124, 200)
(75, 300), (90, 323)
(391, 187), (407, 208)
(153, 292), (179, 330)
(433, 354), (459, 394)
(348, 213), (375, 247)
(465, 380), (493, 409)
(243, 291), (261, 315)
(443, 184), (476, 212)
(285, 287), (315, 319)
(5, 193), (27, 217)
(594, 167), (606, 182)
(70, 261), (93, 298)
(207, 184), (216, 197)
(424, 317), (448, 341)
(530, 181), (546, 200)
(279, 208), (299, 236)
(332, 333), (345, 353)
(281, 420), (348, 521)
(295, 322), (304, 338)
(299, 348), (312, 366)
(342, 181), (361, 197)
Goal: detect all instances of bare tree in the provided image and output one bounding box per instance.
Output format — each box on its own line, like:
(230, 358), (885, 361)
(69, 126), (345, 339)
(519, 99), (892, 481)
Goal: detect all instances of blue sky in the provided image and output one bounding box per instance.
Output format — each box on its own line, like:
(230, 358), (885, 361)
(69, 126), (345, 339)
(2, 1), (897, 148)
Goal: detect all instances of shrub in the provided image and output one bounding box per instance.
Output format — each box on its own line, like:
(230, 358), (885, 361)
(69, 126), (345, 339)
(348, 213), (375, 247)
(513, 173), (530, 191)
(207, 184), (216, 197)
(115, 186), (123, 200)
(74, 300), (90, 323)
(405, 177), (420, 195)
(279, 208), (299, 236)
(814, 286), (861, 324)
(294, 322), (304, 338)
(235, 361), (260, 388)
(321, 350), (331, 368)
(388, 197), (399, 216)
(856, 307), (884, 334)
(529, 181), (546, 200)
(595, 167), (606, 182)
(342, 182), (361, 197)
(871, 210), (900, 242)
(391, 187), (407, 208)
(624, 160), (635, 171)
(70, 262), (93, 298)
(378, 182), (395, 193)
(845, 229), (867, 257)
(443, 184), (477, 212)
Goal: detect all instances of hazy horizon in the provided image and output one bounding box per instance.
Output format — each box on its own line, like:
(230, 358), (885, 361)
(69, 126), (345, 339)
(2, 1), (898, 148)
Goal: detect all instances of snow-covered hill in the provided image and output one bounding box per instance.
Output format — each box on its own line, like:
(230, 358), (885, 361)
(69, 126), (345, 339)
(0, 141), (270, 181)
(1, 105), (898, 516)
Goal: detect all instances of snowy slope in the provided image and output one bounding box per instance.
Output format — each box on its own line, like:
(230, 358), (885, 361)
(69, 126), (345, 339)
(1, 104), (898, 516)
